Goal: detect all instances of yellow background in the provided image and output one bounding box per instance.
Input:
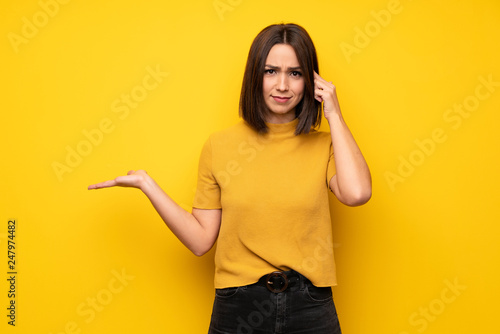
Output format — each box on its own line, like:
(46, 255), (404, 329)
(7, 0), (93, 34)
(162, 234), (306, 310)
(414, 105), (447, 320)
(1, 0), (499, 333)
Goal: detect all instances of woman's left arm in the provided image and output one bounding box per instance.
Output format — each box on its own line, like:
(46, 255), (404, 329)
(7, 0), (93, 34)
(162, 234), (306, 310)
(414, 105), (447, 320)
(314, 72), (372, 206)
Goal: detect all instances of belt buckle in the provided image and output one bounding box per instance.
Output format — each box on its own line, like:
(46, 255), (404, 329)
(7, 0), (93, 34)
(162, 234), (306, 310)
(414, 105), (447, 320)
(266, 271), (288, 293)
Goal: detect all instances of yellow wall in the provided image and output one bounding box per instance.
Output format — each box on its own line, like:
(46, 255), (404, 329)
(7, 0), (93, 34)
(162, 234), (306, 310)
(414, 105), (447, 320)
(1, 0), (499, 333)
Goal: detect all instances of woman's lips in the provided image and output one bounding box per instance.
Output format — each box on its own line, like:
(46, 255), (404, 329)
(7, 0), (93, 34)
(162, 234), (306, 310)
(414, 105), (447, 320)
(272, 96), (291, 103)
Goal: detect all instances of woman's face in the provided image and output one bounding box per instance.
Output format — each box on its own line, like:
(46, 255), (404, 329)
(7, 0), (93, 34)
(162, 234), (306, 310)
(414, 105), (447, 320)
(262, 43), (305, 123)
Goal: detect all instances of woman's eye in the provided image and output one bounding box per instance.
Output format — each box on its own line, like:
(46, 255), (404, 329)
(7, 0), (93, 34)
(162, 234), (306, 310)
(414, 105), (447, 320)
(291, 71), (302, 77)
(265, 69), (275, 74)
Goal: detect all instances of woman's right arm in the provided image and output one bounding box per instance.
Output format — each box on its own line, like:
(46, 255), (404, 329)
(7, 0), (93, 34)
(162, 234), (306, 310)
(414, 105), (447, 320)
(88, 169), (221, 256)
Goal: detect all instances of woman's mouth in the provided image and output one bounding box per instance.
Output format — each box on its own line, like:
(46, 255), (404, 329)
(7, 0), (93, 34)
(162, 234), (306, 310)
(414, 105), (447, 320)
(272, 96), (291, 103)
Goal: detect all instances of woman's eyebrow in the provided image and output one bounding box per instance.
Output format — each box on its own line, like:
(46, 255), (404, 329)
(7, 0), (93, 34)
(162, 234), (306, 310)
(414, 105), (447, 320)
(265, 65), (302, 71)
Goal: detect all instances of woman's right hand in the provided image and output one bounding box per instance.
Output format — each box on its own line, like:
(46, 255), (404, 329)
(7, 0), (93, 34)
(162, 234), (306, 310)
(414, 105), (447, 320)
(88, 169), (149, 190)
(88, 168), (221, 256)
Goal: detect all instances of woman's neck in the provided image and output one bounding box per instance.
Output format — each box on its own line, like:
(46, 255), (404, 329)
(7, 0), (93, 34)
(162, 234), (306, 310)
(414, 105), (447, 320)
(264, 110), (296, 124)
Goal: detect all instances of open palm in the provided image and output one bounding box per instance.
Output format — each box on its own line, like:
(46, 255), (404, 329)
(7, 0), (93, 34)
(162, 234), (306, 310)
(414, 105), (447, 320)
(88, 169), (148, 190)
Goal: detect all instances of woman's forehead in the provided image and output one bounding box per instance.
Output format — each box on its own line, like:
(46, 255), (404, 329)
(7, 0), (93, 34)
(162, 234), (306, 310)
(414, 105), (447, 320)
(265, 44), (300, 68)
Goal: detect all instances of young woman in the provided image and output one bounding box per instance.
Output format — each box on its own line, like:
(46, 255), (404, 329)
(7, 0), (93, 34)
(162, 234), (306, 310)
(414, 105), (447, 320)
(89, 23), (371, 333)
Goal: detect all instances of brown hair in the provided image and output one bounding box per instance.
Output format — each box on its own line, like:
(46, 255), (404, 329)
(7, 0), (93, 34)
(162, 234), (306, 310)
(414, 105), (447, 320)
(239, 23), (321, 135)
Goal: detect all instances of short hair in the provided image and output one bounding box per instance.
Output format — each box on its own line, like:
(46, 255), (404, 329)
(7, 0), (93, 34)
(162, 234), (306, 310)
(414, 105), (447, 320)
(239, 23), (321, 135)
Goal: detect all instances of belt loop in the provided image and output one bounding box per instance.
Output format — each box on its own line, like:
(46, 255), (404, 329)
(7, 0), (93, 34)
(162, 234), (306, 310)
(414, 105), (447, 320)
(298, 271), (305, 291)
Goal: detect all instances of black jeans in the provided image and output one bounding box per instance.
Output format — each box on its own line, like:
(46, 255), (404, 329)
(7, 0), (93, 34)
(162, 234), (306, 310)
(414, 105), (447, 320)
(208, 270), (341, 334)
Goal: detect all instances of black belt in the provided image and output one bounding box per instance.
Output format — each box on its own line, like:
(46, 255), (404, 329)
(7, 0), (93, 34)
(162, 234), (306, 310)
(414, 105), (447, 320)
(257, 271), (301, 293)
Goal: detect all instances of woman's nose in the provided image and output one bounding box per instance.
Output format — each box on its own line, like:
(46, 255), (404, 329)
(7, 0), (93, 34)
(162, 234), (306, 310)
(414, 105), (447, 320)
(276, 74), (288, 91)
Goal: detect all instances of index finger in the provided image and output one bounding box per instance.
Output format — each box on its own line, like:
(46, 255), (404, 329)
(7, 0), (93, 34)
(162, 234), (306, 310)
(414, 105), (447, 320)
(314, 71), (329, 84)
(88, 179), (118, 190)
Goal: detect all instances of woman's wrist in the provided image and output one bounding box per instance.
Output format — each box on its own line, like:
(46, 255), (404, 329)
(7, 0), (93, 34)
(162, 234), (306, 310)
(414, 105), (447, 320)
(138, 172), (157, 194)
(325, 112), (345, 128)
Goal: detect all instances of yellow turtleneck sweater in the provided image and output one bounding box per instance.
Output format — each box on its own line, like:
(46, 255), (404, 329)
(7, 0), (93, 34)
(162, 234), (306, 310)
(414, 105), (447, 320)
(193, 118), (337, 288)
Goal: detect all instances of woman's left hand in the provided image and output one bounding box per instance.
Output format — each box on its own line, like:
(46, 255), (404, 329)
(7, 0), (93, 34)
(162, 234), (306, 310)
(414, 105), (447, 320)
(314, 71), (342, 121)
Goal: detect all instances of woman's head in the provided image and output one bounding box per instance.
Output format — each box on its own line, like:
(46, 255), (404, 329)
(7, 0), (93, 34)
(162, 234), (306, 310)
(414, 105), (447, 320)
(240, 23), (321, 135)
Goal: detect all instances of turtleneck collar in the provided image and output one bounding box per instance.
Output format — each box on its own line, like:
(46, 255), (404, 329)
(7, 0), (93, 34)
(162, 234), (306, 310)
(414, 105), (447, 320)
(264, 117), (299, 135)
